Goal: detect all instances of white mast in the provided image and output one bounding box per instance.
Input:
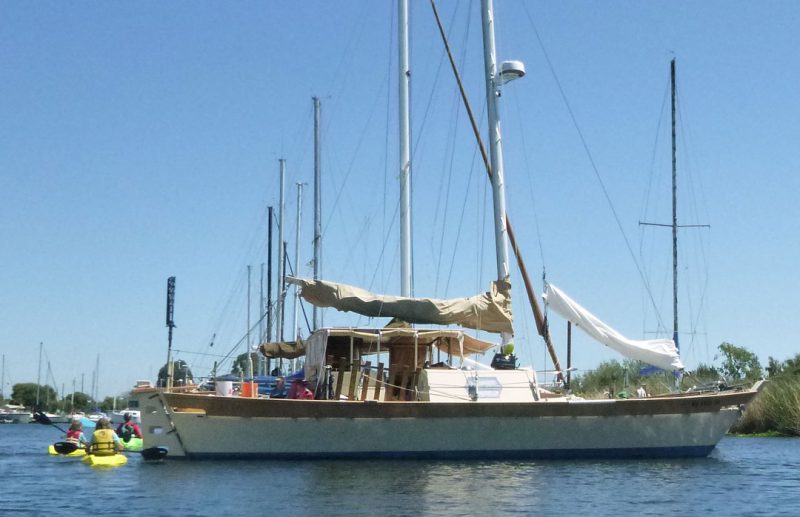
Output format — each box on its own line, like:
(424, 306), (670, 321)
(293, 182), (305, 340)
(277, 159), (286, 341)
(480, 0), (515, 344)
(399, 0), (413, 297)
(312, 97), (322, 329)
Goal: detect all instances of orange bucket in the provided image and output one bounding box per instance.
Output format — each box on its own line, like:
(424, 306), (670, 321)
(240, 382), (259, 398)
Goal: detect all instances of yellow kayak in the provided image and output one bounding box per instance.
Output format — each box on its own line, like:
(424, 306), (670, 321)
(82, 453), (128, 467)
(48, 443), (86, 457)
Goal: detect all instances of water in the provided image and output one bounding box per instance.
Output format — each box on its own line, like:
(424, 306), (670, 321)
(2, 424), (797, 516)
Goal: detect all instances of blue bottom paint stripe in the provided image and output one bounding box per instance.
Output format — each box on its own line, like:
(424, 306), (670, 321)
(181, 445), (715, 461)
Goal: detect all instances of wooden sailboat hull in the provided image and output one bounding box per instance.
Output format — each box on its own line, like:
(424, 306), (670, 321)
(133, 382), (761, 460)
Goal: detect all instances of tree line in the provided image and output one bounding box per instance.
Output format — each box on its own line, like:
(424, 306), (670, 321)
(569, 341), (799, 436)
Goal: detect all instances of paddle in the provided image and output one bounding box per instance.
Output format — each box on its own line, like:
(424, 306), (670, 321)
(33, 411), (67, 433)
(53, 441), (80, 455)
(140, 446), (168, 461)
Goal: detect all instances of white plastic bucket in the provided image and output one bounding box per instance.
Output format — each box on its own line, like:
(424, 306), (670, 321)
(215, 380), (234, 397)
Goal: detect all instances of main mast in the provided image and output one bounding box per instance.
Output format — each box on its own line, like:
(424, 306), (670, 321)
(399, 0), (413, 297)
(480, 0), (513, 345)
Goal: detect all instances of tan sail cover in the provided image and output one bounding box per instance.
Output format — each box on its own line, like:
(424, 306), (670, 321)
(259, 340), (306, 359)
(287, 277), (513, 334)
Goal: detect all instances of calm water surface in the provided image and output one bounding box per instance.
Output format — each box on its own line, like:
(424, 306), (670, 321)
(1, 424), (797, 516)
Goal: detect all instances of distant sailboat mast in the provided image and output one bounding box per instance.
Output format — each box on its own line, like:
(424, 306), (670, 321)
(670, 58), (679, 351)
(36, 342), (42, 409)
(277, 159), (286, 341)
(292, 182), (305, 340)
(312, 96), (322, 329)
(640, 58), (709, 353)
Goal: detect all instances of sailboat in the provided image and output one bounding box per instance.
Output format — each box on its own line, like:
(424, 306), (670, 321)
(130, 0), (762, 460)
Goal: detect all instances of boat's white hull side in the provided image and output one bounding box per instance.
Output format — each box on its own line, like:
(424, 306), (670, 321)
(135, 388), (757, 460)
(169, 410), (739, 459)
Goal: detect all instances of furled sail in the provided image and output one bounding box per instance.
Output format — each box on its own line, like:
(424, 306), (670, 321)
(286, 277), (513, 334)
(259, 340), (306, 359)
(543, 283), (684, 371)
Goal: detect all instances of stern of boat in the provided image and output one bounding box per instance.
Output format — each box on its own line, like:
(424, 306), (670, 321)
(129, 388), (187, 458)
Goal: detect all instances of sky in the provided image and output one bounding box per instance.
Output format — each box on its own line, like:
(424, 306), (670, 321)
(1, 1), (798, 399)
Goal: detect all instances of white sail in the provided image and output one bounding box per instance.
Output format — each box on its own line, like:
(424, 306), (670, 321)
(543, 284), (684, 371)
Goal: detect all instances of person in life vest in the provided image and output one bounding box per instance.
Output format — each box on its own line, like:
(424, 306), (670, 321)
(115, 413), (142, 442)
(65, 419), (88, 449)
(87, 417), (123, 456)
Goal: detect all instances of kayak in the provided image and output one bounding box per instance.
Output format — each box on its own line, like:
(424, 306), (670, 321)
(82, 453), (128, 467)
(48, 444), (86, 457)
(121, 437), (143, 452)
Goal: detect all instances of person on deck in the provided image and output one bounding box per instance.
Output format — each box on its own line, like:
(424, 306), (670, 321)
(288, 379), (315, 399)
(65, 419), (88, 449)
(270, 377), (287, 398)
(637, 384), (648, 398)
(87, 418), (123, 456)
(115, 413), (142, 442)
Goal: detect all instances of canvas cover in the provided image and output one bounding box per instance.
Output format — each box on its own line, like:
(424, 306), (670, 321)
(325, 327), (495, 355)
(543, 284), (684, 371)
(259, 340), (306, 359)
(287, 277), (513, 334)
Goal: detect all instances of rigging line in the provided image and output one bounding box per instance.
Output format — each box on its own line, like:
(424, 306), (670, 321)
(368, 198), (402, 293)
(511, 92), (547, 268)
(433, 92), (463, 294)
(521, 3), (667, 331)
(320, 74), (389, 243)
(201, 204), (270, 354)
(353, 199), (401, 328)
(444, 141), (479, 297)
(438, 6), (474, 297)
(638, 87), (671, 339)
(317, 8), (393, 253)
(170, 349), (231, 360)
(381, 1), (395, 291)
(283, 244), (312, 336)
(640, 78), (670, 226)
(417, 3), (457, 259)
(42, 347), (57, 392)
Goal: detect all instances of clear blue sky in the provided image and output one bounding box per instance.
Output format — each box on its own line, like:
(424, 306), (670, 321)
(2, 1), (798, 399)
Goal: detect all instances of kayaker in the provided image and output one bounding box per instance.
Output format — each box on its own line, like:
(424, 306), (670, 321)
(115, 413), (143, 441)
(65, 419), (88, 449)
(87, 418), (123, 456)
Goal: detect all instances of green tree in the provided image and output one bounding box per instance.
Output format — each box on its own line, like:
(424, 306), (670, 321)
(231, 352), (260, 377)
(782, 353), (800, 376)
(766, 356), (783, 378)
(157, 360), (193, 387)
(10, 383), (59, 411)
(691, 363), (720, 383)
(716, 342), (762, 382)
(63, 392), (91, 412)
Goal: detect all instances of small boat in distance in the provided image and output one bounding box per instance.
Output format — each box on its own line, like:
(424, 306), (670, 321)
(0, 405), (32, 424)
